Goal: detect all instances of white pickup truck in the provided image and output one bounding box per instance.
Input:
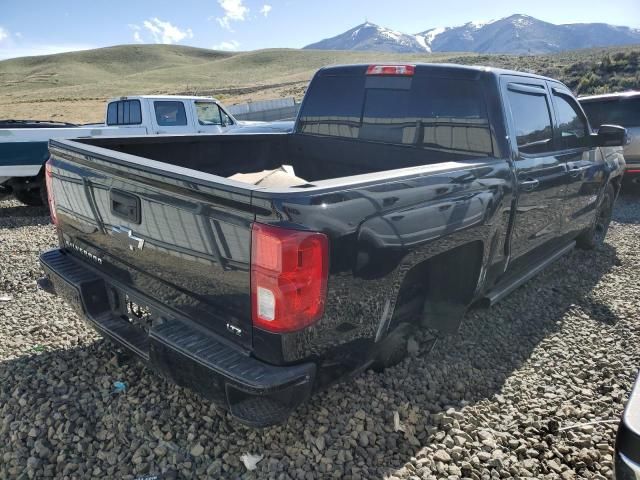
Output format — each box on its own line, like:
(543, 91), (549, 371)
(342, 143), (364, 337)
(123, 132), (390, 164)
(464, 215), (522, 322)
(0, 95), (260, 205)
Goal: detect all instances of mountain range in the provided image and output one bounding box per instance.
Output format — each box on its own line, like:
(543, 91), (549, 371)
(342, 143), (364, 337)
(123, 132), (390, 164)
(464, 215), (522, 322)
(303, 14), (640, 55)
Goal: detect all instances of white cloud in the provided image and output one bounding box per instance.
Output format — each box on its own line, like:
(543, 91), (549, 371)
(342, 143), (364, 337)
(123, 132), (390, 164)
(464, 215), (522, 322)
(15, 32), (22, 39)
(142, 18), (194, 44)
(0, 27), (9, 43)
(216, 0), (249, 31)
(212, 40), (240, 51)
(127, 24), (144, 43)
(0, 44), (95, 61)
(260, 4), (272, 17)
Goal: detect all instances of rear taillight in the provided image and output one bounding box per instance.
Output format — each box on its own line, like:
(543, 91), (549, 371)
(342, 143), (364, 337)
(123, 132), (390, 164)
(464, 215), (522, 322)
(366, 64), (415, 76)
(251, 223), (329, 333)
(44, 159), (57, 225)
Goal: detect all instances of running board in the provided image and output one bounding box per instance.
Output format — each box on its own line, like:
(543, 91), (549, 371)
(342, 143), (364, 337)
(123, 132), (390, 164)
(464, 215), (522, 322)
(485, 241), (576, 306)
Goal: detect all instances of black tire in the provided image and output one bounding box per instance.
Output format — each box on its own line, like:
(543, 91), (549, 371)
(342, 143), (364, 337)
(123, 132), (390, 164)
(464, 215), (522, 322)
(14, 186), (45, 206)
(576, 183), (615, 250)
(40, 178), (48, 207)
(622, 176), (640, 195)
(370, 324), (409, 372)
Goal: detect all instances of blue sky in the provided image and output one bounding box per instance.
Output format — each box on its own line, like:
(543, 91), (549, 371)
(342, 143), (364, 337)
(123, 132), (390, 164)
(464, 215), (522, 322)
(1, 0), (639, 60)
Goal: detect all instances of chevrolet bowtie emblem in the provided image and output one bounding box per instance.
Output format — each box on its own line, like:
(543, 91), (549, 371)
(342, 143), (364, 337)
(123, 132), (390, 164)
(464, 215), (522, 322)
(112, 226), (145, 251)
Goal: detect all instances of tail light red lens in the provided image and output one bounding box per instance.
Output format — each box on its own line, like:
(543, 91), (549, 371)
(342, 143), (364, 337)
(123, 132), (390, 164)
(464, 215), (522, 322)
(44, 159), (57, 225)
(366, 64), (415, 76)
(251, 223), (329, 333)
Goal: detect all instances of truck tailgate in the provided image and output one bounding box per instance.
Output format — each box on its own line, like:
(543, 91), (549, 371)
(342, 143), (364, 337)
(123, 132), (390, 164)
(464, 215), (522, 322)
(47, 140), (256, 349)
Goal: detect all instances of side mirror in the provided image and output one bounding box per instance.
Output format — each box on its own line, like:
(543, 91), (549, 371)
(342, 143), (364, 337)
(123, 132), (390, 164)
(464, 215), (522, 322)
(593, 124), (628, 147)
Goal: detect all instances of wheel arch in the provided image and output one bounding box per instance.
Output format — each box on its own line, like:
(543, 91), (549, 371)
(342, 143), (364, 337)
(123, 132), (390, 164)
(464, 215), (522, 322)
(389, 240), (485, 335)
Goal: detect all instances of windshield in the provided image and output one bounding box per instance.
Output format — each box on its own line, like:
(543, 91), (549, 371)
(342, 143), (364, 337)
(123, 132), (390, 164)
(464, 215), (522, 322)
(580, 97), (640, 128)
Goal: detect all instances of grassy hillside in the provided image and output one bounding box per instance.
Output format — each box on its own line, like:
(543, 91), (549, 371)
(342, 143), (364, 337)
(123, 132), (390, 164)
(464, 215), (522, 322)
(0, 44), (232, 92)
(1, 44), (638, 123)
(0, 46), (473, 99)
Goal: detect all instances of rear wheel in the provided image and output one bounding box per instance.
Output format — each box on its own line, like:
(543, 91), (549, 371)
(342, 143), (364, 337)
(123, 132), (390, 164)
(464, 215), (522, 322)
(622, 175), (640, 194)
(14, 186), (45, 206)
(370, 323), (410, 372)
(40, 179), (48, 207)
(576, 183), (614, 250)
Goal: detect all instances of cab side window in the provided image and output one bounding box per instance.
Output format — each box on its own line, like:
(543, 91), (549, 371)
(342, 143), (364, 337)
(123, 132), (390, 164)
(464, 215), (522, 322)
(154, 101), (187, 126)
(195, 102), (235, 126)
(553, 93), (589, 150)
(195, 102), (222, 125)
(507, 87), (554, 155)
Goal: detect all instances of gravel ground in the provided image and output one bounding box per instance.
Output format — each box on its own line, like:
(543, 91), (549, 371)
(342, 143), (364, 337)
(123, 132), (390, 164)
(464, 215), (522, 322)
(0, 192), (639, 480)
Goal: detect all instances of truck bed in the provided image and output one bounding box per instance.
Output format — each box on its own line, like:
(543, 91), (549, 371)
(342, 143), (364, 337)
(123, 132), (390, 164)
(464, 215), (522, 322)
(73, 131), (486, 184)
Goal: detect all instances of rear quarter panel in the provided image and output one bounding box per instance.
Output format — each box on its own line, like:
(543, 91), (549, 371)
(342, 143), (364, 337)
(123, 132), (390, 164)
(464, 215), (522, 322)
(250, 158), (514, 366)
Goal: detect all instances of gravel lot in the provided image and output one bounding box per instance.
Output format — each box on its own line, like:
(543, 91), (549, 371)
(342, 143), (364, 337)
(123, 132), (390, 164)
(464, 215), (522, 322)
(0, 193), (639, 480)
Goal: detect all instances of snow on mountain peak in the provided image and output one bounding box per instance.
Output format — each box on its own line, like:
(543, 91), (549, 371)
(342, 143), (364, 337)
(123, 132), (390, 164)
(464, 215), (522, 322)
(468, 19), (494, 29)
(304, 14), (640, 55)
(512, 16), (534, 28)
(379, 27), (403, 42)
(424, 26), (446, 42)
(414, 26), (447, 52)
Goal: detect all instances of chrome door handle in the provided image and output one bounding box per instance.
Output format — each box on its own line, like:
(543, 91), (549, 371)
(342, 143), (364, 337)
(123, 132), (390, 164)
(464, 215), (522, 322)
(569, 164), (591, 177)
(519, 178), (540, 191)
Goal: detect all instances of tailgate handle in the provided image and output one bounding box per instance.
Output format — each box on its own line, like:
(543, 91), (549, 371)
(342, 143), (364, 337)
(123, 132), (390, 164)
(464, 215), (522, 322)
(110, 189), (141, 224)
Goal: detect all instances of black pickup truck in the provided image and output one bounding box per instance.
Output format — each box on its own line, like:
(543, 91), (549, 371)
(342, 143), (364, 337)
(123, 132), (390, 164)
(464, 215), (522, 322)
(39, 63), (627, 427)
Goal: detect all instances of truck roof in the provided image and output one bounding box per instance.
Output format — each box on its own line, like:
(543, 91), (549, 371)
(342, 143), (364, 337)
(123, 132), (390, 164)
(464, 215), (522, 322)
(578, 90), (640, 102)
(317, 63), (561, 84)
(108, 95), (221, 102)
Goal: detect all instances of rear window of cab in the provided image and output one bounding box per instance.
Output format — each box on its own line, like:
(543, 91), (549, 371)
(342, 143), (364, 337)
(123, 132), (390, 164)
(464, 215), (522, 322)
(298, 72), (493, 156)
(580, 97), (640, 128)
(106, 100), (142, 126)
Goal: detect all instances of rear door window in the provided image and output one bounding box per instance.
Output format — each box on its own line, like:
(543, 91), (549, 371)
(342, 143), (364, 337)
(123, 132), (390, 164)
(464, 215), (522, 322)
(106, 100), (142, 126)
(154, 101), (188, 126)
(506, 87), (554, 155)
(580, 97), (640, 128)
(298, 73), (492, 155)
